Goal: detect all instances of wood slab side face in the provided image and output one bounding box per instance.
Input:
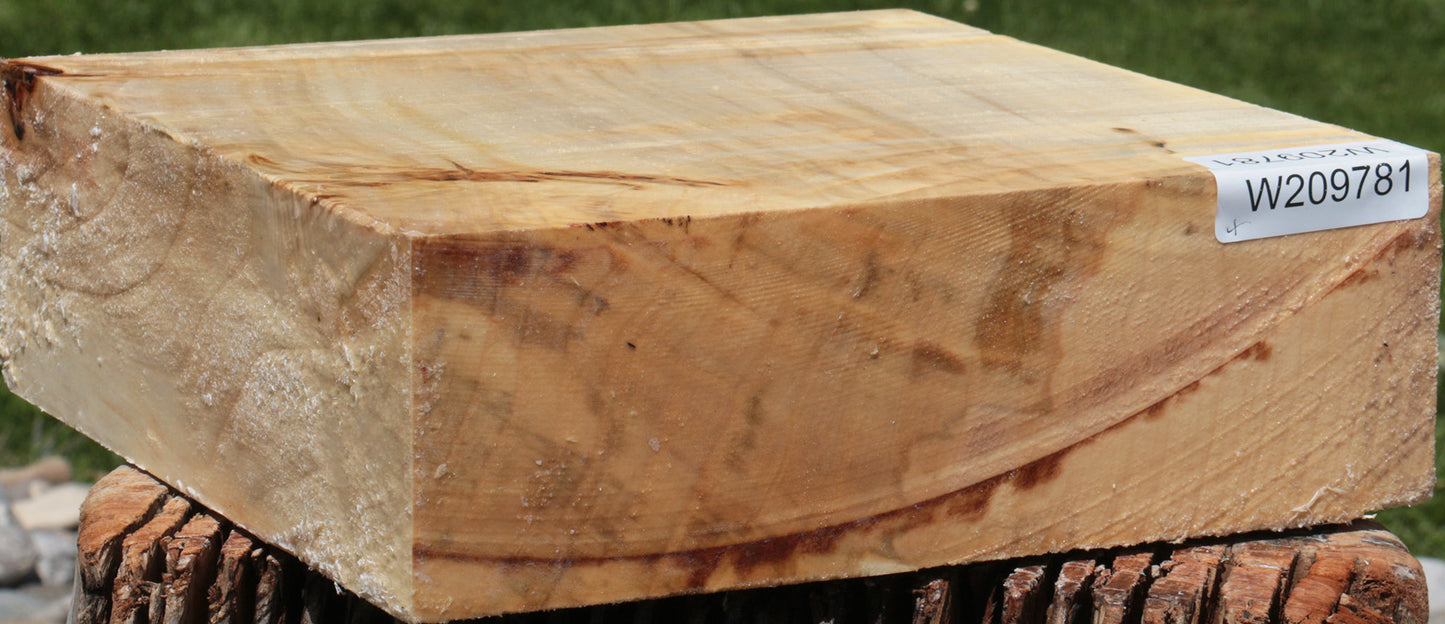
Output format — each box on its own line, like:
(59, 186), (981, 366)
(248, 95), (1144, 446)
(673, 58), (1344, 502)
(408, 174), (1440, 617)
(0, 10), (1438, 622)
(0, 63), (414, 609)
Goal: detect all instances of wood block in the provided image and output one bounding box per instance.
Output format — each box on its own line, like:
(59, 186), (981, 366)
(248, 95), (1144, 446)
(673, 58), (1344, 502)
(0, 9), (1437, 622)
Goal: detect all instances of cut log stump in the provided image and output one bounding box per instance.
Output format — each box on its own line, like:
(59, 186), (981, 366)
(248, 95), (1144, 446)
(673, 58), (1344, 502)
(73, 466), (1429, 624)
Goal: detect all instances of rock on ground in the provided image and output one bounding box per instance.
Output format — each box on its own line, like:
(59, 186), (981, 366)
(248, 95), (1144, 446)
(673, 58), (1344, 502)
(0, 458), (70, 503)
(0, 501), (38, 587)
(11, 483), (89, 532)
(0, 583), (69, 623)
(27, 530), (77, 588)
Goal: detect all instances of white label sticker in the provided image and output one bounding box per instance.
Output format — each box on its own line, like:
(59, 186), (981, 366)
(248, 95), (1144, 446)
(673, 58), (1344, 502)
(1184, 139), (1430, 243)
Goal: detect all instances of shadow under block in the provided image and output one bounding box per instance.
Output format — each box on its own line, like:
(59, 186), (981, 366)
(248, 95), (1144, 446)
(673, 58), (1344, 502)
(0, 9), (1437, 623)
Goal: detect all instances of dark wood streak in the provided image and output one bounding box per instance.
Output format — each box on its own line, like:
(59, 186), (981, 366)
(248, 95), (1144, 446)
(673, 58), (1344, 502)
(412, 419), (1091, 588)
(1328, 268), (1379, 294)
(911, 341), (967, 376)
(411, 331), (1269, 590)
(1110, 126), (1174, 153)
(1142, 381), (1201, 421)
(853, 251), (882, 299)
(262, 158), (728, 191)
(1373, 230), (1427, 262)
(413, 237), (588, 294)
(2, 61), (64, 140)
(1327, 231), (1426, 296)
(975, 191), (1116, 385)
(1049, 208), (1411, 438)
(406, 187), (1389, 593)
(1235, 341), (1272, 363)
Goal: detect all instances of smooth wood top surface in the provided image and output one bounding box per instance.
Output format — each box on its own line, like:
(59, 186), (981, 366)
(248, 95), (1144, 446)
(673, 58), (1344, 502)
(17, 10), (1362, 235)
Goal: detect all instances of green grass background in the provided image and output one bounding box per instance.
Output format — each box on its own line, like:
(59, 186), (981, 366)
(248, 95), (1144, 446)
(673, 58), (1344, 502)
(1, 0), (1443, 553)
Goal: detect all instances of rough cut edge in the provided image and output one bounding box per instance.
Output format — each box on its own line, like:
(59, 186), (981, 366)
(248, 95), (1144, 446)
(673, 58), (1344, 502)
(0, 64), (415, 616)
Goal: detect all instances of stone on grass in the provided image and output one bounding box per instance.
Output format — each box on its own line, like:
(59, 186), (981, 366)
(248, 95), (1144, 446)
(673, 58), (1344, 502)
(0, 583), (71, 623)
(27, 530), (77, 587)
(0, 588), (50, 621)
(0, 457), (72, 490)
(11, 482), (90, 531)
(0, 502), (38, 587)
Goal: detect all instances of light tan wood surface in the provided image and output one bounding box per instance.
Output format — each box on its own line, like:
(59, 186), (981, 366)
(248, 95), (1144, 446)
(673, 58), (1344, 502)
(1, 10), (1438, 622)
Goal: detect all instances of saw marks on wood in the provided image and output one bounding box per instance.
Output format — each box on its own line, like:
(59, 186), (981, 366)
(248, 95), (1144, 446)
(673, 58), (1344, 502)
(73, 466), (1428, 624)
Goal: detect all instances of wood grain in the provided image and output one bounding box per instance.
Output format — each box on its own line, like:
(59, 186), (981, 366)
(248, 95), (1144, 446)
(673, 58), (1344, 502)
(160, 514), (223, 624)
(1095, 552), (1156, 624)
(914, 577), (955, 624)
(1143, 545), (1224, 624)
(0, 9), (1437, 621)
(205, 531), (255, 624)
(1214, 543), (1297, 624)
(75, 466), (171, 624)
(1002, 566), (1049, 624)
(70, 470), (1430, 624)
(1045, 559), (1096, 624)
(111, 497), (193, 624)
(251, 553), (292, 624)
